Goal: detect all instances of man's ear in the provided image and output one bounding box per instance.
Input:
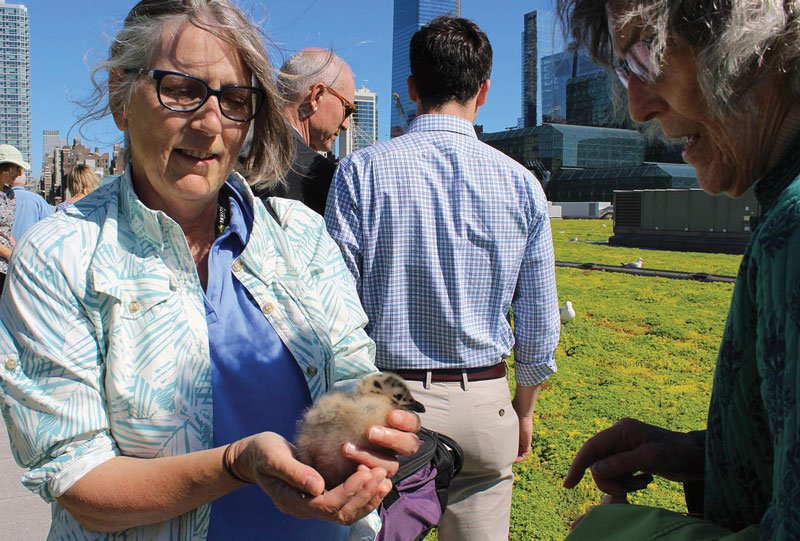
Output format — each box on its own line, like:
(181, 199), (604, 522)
(308, 83), (327, 113)
(476, 79), (490, 108)
(406, 75), (418, 102)
(109, 69), (129, 130)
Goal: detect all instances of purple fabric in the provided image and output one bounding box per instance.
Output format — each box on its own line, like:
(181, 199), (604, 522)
(378, 465), (442, 541)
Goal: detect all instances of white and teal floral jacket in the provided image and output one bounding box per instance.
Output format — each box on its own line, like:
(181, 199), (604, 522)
(0, 170), (379, 540)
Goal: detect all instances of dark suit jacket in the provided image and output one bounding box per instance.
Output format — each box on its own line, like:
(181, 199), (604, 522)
(256, 131), (336, 216)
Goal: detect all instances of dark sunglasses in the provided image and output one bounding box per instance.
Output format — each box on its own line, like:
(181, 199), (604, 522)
(127, 68), (263, 122)
(324, 85), (356, 119)
(613, 38), (661, 88)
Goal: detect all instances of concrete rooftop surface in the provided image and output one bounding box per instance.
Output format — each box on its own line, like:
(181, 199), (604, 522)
(0, 421), (52, 540)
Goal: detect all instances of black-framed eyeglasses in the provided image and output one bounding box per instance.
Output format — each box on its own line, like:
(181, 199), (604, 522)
(324, 85), (355, 119)
(127, 68), (264, 122)
(613, 38), (661, 89)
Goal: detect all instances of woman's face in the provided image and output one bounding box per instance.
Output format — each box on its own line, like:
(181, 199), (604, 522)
(0, 165), (20, 186)
(607, 5), (787, 197)
(114, 23), (251, 212)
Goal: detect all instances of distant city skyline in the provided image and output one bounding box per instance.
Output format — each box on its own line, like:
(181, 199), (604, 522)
(24, 1), (560, 178)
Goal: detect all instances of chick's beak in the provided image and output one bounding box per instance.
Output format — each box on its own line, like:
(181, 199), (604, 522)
(407, 400), (426, 413)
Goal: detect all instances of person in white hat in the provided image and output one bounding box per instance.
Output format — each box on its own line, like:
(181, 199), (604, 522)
(0, 143), (30, 293)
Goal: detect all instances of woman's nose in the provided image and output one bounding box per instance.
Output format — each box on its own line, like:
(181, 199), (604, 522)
(626, 75), (668, 123)
(190, 95), (224, 135)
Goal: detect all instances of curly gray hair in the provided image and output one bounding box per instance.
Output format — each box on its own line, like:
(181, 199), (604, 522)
(557, 0), (800, 120)
(80, 0), (292, 186)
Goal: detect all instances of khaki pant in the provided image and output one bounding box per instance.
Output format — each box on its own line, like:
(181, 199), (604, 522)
(405, 376), (518, 541)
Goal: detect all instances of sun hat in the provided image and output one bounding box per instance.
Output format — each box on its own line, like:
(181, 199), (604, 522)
(0, 144), (31, 170)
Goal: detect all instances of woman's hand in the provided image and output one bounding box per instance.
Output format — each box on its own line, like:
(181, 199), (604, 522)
(227, 432), (392, 525)
(564, 418), (705, 498)
(261, 464), (392, 525)
(342, 409), (422, 477)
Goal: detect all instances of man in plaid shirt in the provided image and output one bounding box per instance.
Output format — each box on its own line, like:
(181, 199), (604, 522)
(325, 16), (560, 541)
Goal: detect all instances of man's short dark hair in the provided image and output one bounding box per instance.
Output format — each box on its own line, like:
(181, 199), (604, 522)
(409, 16), (492, 109)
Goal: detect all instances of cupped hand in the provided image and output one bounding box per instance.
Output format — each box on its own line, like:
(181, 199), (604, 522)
(262, 464), (392, 524)
(228, 433), (392, 524)
(342, 409), (422, 477)
(563, 418), (704, 498)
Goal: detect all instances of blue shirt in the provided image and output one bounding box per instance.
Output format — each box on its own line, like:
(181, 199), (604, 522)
(206, 185), (347, 540)
(325, 114), (560, 386)
(11, 186), (52, 240)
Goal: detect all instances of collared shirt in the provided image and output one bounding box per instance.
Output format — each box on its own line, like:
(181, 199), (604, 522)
(325, 114), (560, 386)
(0, 184), (15, 273)
(205, 184), (347, 540)
(0, 170), (378, 540)
(12, 186), (52, 240)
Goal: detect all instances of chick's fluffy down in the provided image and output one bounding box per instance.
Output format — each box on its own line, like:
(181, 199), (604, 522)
(296, 393), (395, 489)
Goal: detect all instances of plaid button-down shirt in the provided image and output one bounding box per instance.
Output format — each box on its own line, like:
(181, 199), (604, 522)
(325, 114), (559, 386)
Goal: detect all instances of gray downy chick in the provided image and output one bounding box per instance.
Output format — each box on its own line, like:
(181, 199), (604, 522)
(295, 372), (425, 490)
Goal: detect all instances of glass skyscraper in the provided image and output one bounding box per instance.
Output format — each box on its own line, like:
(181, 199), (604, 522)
(540, 49), (602, 124)
(0, 1), (30, 164)
(390, 0), (460, 138)
(338, 84), (378, 159)
(521, 12), (538, 128)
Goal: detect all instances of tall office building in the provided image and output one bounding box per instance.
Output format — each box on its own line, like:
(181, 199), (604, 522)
(41, 130), (61, 194)
(43, 130), (60, 160)
(566, 72), (614, 127)
(519, 10), (560, 128)
(521, 12), (538, 128)
(0, 1), (30, 164)
(390, 0), (460, 138)
(541, 49), (602, 124)
(339, 84), (378, 159)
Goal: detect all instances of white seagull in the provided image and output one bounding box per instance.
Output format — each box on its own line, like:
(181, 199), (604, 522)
(570, 237), (579, 242)
(559, 301), (576, 323)
(622, 257), (643, 268)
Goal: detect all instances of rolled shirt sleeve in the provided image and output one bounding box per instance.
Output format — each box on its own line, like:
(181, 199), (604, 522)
(511, 181), (560, 387)
(0, 219), (118, 502)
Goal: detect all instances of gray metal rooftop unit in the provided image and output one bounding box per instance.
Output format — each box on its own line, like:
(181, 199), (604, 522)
(610, 188), (759, 254)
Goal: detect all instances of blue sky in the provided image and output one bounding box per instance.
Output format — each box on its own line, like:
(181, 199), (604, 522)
(26, 0), (560, 176)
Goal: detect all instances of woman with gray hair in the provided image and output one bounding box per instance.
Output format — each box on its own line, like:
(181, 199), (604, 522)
(558, 0), (800, 539)
(0, 1), (419, 540)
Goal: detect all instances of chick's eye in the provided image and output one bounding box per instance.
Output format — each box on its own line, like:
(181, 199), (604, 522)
(394, 393), (403, 401)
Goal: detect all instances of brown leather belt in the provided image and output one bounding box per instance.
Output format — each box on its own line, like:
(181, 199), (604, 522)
(392, 361), (507, 383)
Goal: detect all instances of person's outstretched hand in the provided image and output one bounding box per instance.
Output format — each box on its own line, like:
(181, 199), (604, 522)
(564, 418), (705, 499)
(228, 432), (392, 525)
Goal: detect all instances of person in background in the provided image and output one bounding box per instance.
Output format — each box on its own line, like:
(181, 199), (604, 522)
(325, 16), (560, 541)
(557, 0), (800, 539)
(254, 48), (355, 215)
(55, 163), (100, 211)
(11, 175), (52, 241)
(0, 1), (419, 539)
(0, 144), (27, 292)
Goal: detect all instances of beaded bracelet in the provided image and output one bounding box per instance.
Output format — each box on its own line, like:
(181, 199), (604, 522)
(222, 443), (252, 484)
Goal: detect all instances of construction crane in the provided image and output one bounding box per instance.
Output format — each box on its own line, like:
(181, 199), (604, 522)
(392, 92), (409, 136)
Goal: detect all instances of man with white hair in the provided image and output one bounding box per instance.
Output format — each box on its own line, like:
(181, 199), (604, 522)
(256, 48), (355, 215)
